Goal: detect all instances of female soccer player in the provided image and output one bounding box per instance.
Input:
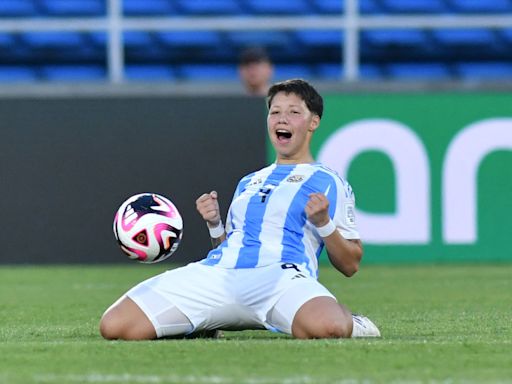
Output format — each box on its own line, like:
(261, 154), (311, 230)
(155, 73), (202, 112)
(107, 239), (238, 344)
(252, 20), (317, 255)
(100, 79), (380, 340)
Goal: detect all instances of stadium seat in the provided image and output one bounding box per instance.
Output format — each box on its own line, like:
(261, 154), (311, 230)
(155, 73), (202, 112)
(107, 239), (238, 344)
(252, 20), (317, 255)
(362, 29), (431, 60)
(40, 65), (106, 81)
(432, 29), (497, 47)
(243, 0), (311, 15)
(22, 31), (85, 49)
(386, 62), (451, 79)
(359, 0), (383, 14)
(431, 29), (500, 58)
(157, 31), (223, 49)
(177, 63), (238, 81)
(310, 0), (343, 14)
(157, 31), (228, 61)
(501, 28), (512, 46)
(310, 0), (382, 14)
(294, 30), (343, 48)
(316, 63), (383, 80)
(39, 0), (105, 16)
(123, 0), (175, 16)
(446, 0), (512, 13)
(0, 66), (37, 82)
(273, 64), (313, 81)
(293, 30), (343, 62)
(227, 30), (291, 48)
(380, 0), (448, 14)
(175, 0), (243, 15)
(455, 62), (512, 79)
(0, 0), (37, 17)
(0, 33), (16, 50)
(125, 64), (175, 81)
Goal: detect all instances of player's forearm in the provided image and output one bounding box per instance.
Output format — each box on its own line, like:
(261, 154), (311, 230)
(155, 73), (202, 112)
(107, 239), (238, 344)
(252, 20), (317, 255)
(324, 233), (363, 277)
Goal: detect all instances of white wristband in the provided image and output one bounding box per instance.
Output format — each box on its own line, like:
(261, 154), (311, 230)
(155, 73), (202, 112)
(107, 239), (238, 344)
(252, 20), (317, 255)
(208, 221), (225, 238)
(316, 219), (336, 238)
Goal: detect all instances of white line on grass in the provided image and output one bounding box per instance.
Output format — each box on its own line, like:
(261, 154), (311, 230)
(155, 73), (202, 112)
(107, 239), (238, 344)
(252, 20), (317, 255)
(33, 373), (370, 384)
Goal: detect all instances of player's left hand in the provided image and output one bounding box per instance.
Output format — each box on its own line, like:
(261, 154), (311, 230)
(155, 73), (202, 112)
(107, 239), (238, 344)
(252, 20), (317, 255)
(305, 193), (331, 227)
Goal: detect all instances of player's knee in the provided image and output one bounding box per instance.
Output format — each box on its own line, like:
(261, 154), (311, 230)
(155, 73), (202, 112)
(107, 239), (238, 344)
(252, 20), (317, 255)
(99, 312), (120, 340)
(100, 313), (156, 340)
(99, 310), (137, 340)
(294, 317), (351, 339)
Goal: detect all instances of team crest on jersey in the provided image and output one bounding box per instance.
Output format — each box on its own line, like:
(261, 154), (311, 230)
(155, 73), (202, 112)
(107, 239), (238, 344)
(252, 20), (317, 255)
(286, 175), (304, 183)
(344, 203), (356, 227)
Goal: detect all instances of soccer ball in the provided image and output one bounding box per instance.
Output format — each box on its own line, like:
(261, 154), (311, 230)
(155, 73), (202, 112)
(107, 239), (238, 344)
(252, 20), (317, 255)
(113, 193), (183, 263)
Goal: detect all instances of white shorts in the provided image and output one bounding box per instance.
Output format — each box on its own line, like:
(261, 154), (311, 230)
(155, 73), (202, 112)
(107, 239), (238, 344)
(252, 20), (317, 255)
(126, 261), (336, 337)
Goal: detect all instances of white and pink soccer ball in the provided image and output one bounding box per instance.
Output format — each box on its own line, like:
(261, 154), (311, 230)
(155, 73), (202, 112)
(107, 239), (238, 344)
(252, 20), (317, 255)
(113, 193), (183, 263)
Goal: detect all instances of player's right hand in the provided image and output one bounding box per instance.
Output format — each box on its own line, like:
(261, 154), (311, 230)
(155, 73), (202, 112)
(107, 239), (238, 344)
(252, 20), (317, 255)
(196, 191), (221, 227)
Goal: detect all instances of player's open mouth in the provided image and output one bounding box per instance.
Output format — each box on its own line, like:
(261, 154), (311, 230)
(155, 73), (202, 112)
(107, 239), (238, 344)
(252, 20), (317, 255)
(276, 129), (292, 142)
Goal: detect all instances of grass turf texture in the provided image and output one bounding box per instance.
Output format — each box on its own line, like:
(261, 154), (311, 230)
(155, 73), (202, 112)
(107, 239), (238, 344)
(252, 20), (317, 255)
(0, 264), (510, 384)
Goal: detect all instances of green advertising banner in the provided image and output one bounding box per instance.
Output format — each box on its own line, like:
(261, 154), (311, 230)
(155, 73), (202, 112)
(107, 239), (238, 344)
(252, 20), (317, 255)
(303, 93), (512, 263)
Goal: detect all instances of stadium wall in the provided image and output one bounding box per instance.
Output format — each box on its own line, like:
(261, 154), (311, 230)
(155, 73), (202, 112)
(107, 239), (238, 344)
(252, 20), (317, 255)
(307, 92), (512, 263)
(0, 94), (267, 264)
(2, 89), (511, 264)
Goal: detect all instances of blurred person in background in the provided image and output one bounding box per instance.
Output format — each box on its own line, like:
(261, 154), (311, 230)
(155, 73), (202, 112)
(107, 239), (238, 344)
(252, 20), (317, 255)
(238, 46), (274, 96)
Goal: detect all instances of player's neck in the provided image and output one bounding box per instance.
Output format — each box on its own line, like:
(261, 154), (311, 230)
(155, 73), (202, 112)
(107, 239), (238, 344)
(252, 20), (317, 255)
(276, 154), (315, 165)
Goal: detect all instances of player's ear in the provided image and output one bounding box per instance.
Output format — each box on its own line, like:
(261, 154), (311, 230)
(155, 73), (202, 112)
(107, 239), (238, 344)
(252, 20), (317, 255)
(309, 114), (320, 132)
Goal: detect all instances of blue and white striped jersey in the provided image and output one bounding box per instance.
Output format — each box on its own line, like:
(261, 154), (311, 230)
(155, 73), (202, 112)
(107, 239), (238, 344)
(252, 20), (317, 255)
(201, 163), (359, 278)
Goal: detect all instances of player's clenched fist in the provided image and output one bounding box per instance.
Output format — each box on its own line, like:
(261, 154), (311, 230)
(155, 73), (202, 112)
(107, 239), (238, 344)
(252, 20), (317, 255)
(196, 191), (221, 227)
(305, 193), (330, 227)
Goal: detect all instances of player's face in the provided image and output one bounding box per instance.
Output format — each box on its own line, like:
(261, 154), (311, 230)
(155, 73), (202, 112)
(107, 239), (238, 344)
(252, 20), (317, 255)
(239, 61), (273, 95)
(267, 91), (320, 164)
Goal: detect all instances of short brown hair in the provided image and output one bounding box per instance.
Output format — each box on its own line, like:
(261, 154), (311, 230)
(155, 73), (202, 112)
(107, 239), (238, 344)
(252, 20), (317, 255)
(267, 79), (323, 119)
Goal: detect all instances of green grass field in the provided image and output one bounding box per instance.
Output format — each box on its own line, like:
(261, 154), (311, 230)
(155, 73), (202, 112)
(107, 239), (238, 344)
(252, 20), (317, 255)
(0, 263), (510, 384)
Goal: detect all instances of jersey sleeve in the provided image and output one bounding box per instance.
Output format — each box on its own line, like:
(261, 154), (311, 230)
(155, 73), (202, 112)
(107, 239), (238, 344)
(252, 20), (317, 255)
(225, 176), (246, 234)
(332, 179), (360, 240)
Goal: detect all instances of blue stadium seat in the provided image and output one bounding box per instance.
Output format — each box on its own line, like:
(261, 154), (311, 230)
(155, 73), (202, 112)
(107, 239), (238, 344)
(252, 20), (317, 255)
(157, 31), (223, 49)
(380, 0), (448, 14)
(121, 32), (172, 61)
(125, 64), (175, 81)
(243, 0), (311, 15)
(501, 28), (512, 46)
(431, 29), (498, 53)
(40, 65), (106, 81)
(0, 33), (16, 50)
(386, 62), (451, 79)
(294, 30), (343, 48)
(0, 0), (37, 17)
(359, 63), (383, 79)
(359, 0), (383, 14)
(175, 0), (243, 15)
(39, 0), (105, 16)
(177, 64), (238, 81)
(226, 31), (294, 61)
(21, 32), (86, 51)
(89, 31), (157, 51)
(316, 63), (382, 79)
(362, 29), (430, 49)
(273, 64), (313, 81)
(310, 0), (382, 14)
(455, 62), (512, 79)
(0, 66), (37, 82)
(446, 0), (512, 13)
(226, 31), (291, 49)
(310, 0), (343, 14)
(123, 0), (174, 16)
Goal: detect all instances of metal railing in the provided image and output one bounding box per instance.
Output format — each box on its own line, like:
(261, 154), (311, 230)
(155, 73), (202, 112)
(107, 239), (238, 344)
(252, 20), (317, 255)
(0, 0), (511, 83)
